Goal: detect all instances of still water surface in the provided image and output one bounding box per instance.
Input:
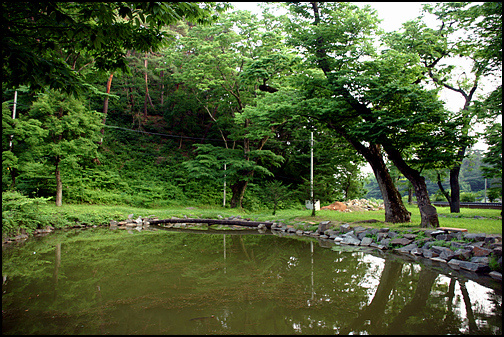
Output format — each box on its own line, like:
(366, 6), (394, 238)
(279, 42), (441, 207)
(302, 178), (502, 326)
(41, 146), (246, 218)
(2, 227), (502, 335)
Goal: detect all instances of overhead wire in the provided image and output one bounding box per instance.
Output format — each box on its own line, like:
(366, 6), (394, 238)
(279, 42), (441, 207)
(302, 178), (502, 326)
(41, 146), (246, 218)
(103, 124), (321, 144)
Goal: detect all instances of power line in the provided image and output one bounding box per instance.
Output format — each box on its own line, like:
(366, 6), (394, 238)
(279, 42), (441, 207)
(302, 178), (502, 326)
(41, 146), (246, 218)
(103, 124), (319, 144)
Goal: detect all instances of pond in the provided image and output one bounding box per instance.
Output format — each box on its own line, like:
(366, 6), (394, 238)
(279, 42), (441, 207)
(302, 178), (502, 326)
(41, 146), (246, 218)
(2, 227), (502, 335)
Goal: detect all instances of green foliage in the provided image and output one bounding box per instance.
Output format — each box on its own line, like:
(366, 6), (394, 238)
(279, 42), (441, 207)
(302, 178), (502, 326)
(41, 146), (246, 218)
(489, 253), (502, 272)
(2, 2), (229, 95)
(2, 191), (51, 236)
(460, 192), (479, 202)
(261, 180), (293, 215)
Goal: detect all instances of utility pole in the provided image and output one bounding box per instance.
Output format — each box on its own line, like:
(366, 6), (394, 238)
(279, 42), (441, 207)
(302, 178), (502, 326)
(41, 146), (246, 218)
(223, 163), (227, 207)
(9, 90), (17, 150)
(311, 131), (315, 217)
(9, 91), (18, 188)
(484, 178), (487, 203)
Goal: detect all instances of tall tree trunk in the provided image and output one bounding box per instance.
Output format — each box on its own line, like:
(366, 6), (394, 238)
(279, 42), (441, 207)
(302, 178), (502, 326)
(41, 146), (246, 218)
(366, 145), (411, 223)
(387, 268), (438, 333)
(230, 179), (249, 208)
(385, 146), (439, 228)
(429, 70), (477, 214)
(449, 147), (466, 213)
(437, 171), (451, 206)
(99, 73), (113, 146)
(160, 70), (164, 106)
(310, 2), (410, 223)
(143, 51), (154, 118)
(332, 125), (411, 223)
(55, 156), (62, 207)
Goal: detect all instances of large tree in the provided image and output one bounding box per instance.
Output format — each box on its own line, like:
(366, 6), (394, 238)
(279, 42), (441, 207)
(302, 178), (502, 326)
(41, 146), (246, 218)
(18, 91), (102, 206)
(384, 2), (502, 213)
(2, 2), (230, 96)
(280, 2), (414, 224)
(280, 2), (469, 227)
(166, 12), (297, 208)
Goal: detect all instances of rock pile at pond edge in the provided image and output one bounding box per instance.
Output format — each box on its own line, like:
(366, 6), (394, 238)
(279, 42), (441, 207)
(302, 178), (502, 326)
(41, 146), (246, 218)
(270, 221), (502, 281)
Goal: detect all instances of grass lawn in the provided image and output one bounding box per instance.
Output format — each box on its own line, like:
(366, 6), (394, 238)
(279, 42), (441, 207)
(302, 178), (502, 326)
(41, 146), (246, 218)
(41, 203), (502, 235)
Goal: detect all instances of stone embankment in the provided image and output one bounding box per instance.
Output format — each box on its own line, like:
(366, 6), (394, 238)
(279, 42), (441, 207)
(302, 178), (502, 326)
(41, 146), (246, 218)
(110, 213), (502, 281)
(3, 212), (501, 282)
(270, 220), (502, 281)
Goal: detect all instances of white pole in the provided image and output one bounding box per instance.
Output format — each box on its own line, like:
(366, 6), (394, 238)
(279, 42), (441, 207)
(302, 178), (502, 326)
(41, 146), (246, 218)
(9, 91), (18, 150)
(310, 131), (315, 216)
(484, 178), (487, 203)
(223, 163), (227, 207)
(310, 132), (314, 201)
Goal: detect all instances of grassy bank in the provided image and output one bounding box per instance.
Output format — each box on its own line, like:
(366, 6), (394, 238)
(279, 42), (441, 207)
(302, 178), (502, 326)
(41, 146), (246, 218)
(35, 203), (502, 235)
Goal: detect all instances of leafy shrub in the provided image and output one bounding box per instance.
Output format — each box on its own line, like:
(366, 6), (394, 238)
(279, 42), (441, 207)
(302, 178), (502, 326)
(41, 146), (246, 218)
(489, 253), (502, 272)
(2, 191), (52, 236)
(460, 192), (479, 202)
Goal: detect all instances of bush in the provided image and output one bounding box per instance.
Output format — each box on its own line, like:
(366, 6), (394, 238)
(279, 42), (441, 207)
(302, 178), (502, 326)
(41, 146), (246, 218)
(460, 192), (480, 202)
(2, 191), (52, 237)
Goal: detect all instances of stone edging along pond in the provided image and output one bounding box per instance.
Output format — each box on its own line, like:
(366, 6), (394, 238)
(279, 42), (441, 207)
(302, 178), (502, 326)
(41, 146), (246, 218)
(5, 214), (502, 283)
(110, 214), (502, 282)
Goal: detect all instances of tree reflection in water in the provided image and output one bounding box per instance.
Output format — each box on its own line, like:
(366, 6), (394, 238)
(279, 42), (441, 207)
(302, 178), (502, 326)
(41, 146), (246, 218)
(1, 228), (502, 335)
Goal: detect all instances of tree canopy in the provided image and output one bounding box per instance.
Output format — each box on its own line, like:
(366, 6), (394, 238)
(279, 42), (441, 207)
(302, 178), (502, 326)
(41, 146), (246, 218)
(2, 2), (230, 96)
(2, 2), (501, 216)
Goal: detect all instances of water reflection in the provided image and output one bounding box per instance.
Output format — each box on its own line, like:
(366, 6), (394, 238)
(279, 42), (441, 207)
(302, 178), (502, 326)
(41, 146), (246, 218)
(2, 228), (502, 335)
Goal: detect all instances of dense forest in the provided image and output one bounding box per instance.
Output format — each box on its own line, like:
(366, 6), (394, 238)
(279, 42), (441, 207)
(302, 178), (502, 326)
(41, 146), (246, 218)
(2, 2), (502, 226)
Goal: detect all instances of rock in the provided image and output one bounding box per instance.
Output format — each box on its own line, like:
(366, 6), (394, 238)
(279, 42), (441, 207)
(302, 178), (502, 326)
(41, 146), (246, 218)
(489, 271), (502, 281)
(387, 231), (399, 238)
(472, 246), (492, 257)
(390, 238), (413, 246)
(470, 256), (489, 264)
(403, 234), (417, 240)
(376, 232), (387, 241)
(341, 233), (361, 246)
(360, 237), (373, 246)
(458, 261), (491, 273)
(325, 230), (339, 237)
(295, 230), (304, 236)
(422, 249), (439, 258)
(448, 259), (462, 270)
(380, 238), (391, 247)
(492, 245), (502, 257)
(410, 247), (423, 256)
(317, 220), (331, 233)
(397, 243), (418, 254)
(464, 233), (486, 241)
(435, 234), (452, 241)
(379, 228), (390, 232)
(430, 230), (446, 236)
(454, 249), (472, 261)
(340, 224), (351, 233)
(450, 241), (465, 250)
(430, 245), (453, 255)
(357, 230), (371, 240)
(439, 249), (456, 261)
